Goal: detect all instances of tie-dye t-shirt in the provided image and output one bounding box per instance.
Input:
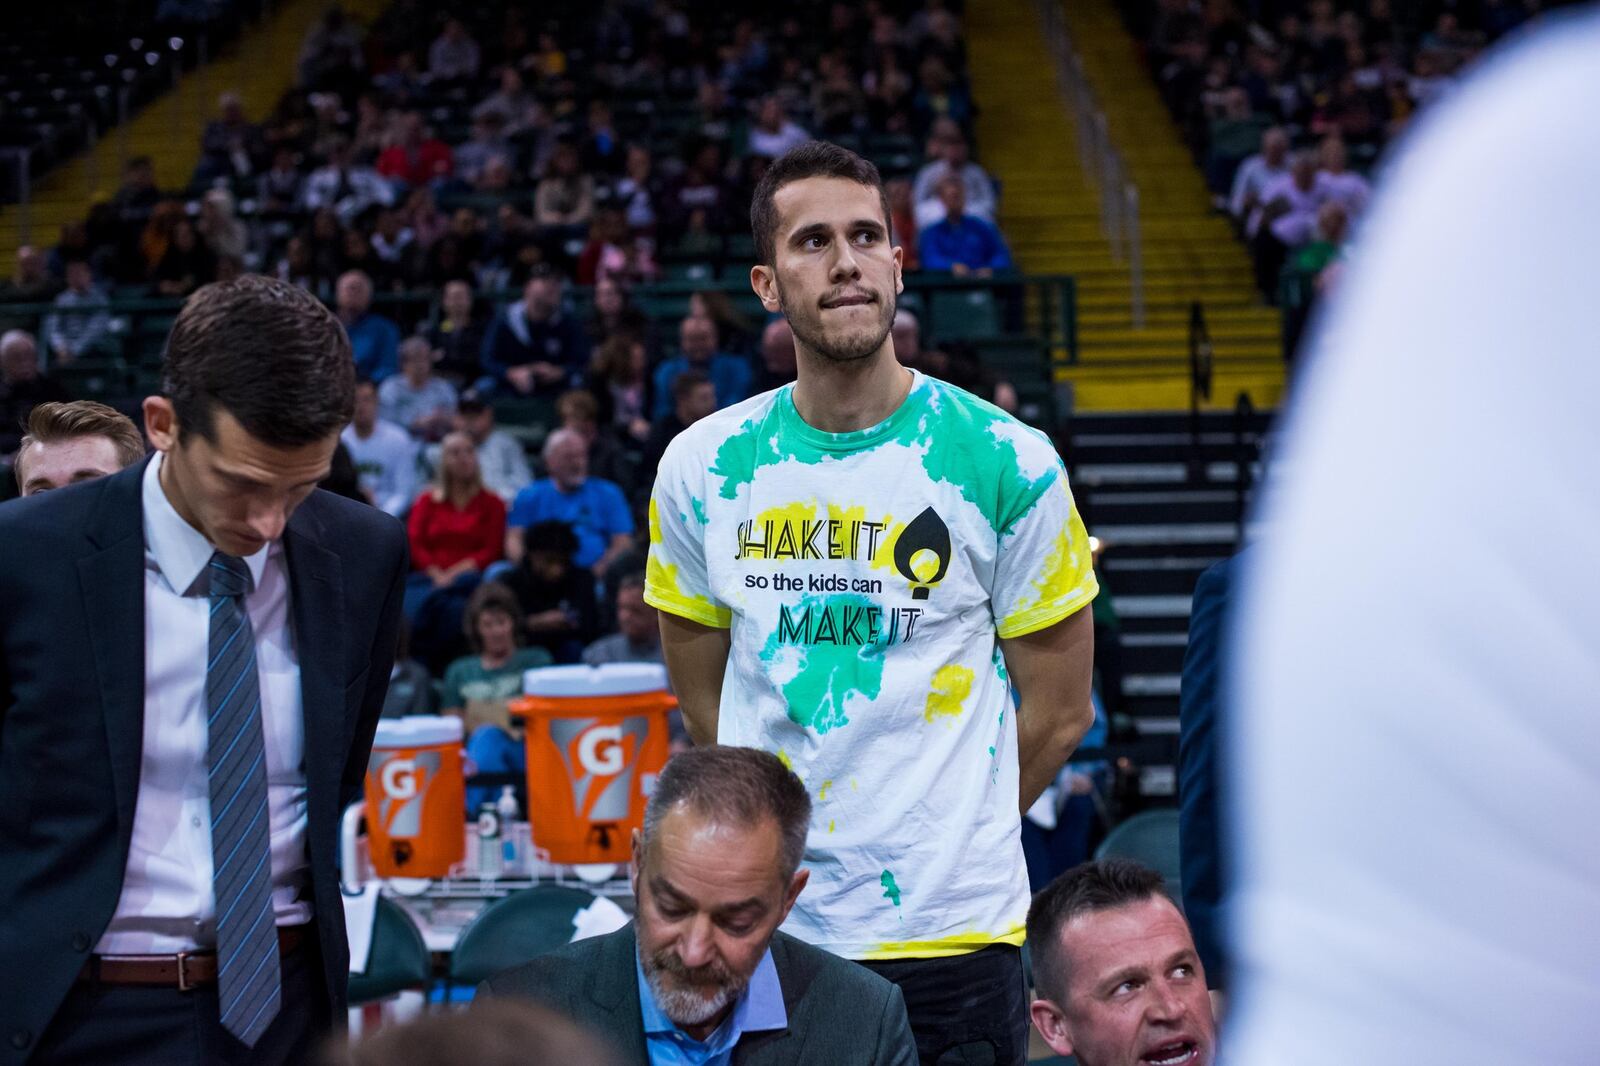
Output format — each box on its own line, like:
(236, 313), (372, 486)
(645, 370), (1098, 959)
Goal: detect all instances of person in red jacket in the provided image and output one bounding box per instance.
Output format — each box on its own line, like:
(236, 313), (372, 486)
(404, 429), (504, 667)
(377, 111), (454, 188)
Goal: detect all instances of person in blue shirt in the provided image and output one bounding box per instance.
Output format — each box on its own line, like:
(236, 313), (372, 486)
(506, 427), (634, 575)
(336, 269), (402, 381)
(481, 267), (590, 396)
(917, 174), (1014, 276)
(477, 745), (918, 1066)
(651, 315), (753, 420)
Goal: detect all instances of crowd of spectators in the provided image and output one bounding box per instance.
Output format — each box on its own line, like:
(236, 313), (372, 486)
(1131, 0), (1565, 303)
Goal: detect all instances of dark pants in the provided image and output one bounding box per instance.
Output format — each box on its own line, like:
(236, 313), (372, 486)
(32, 935), (329, 1066)
(860, 945), (1029, 1066)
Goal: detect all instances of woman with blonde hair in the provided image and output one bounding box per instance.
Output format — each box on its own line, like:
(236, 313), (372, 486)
(404, 430), (506, 668)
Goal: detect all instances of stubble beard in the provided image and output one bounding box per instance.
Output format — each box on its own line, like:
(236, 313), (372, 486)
(642, 948), (749, 1028)
(778, 275), (896, 366)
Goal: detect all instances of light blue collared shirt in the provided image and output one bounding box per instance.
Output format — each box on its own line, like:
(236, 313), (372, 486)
(635, 947), (787, 1066)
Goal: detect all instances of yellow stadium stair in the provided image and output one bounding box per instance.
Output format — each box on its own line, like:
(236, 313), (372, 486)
(967, 0), (1285, 411)
(0, 0), (389, 275)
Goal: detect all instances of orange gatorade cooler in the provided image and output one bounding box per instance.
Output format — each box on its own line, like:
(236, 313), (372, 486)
(364, 716), (466, 878)
(509, 664), (675, 864)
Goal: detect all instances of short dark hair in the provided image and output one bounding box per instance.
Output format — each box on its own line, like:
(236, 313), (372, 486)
(521, 519), (579, 561)
(17, 401), (146, 489)
(750, 142), (891, 265)
(642, 746), (812, 879)
(671, 368), (711, 405)
(463, 582), (524, 651)
(162, 274), (354, 446)
(1026, 858), (1171, 1004)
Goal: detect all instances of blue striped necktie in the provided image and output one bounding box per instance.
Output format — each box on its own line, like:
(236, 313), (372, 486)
(205, 551), (280, 1047)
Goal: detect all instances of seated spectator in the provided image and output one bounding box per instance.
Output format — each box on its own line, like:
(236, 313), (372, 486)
(886, 177), (919, 271)
(0, 246), (60, 307)
(275, 235), (321, 296)
(297, 8), (364, 92)
(912, 120), (998, 229)
(377, 111), (454, 188)
(303, 136), (396, 224)
(588, 334), (652, 444)
(197, 90), (265, 183)
(111, 156), (161, 219)
(405, 429), (506, 670)
(380, 622), (438, 719)
(403, 185), (449, 249)
(587, 275), (650, 348)
(450, 392), (532, 503)
(444, 582), (553, 809)
(641, 369), (716, 479)
(197, 189), (248, 263)
(912, 54), (972, 134)
(1313, 136), (1373, 220)
(0, 331), (70, 456)
(1229, 127), (1291, 236)
(1251, 151), (1322, 298)
(688, 290), (756, 355)
(614, 145), (661, 234)
(151, 219), (216, 297)
(381, 336), (459, 441)
(1290, 201), (1350, 281)
(11, 400), (145, 497)
(370, 208), (420, 289)
(812, 55), (867, 136)
(535, 139), (596, 233)
(43, 261), (112, 365)
(473, 66), (545, 136)
(1028, 860), (1217, 1066)
(482, 268), (588, 396)
(755, 317), (798, 393)
(665, 140), (730, 239)
(747, 95), (811, 159)
(651, 316), (752, 419)
(582, 572), (662, 666)
(499, 519), (598, 663)
(507, 428), (633, 577)
(454, 114), (511, 188)
(581, 100), (625, 176)
(892, 308), (932, 374)
(555, 388), (631, 486)
(577, 206), (658, 288)
(337, 270), (402, 382)
(342, 379), (419, 516)
(373, 49), (426, 105)
(918, 175), (1013, 276)
(428, 18), (481, 83)
(333, 1000), (623, 1066)
(428, 279), (488, 386)
(479, 746), (918, 1065)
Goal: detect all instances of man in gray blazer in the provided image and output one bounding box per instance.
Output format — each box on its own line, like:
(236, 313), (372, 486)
(480, 746), (917, 1065)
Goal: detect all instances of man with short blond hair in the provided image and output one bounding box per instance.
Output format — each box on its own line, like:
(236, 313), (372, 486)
(13, 400), (146, 496)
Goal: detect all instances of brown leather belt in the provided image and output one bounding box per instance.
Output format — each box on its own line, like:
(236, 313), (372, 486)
(77, 925), (309, 991)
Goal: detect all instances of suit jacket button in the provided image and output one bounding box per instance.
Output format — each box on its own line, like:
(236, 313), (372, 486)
(72, 932), (90, 952)
(10, 1030), (30, 1050)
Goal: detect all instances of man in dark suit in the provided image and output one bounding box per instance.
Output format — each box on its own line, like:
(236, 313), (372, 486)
(480, 746), (917, 1065)
(0, 275), (408, 1064)
(1177, 553), (1240, 992)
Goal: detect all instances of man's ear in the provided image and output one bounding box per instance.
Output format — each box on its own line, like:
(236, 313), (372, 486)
(143, 396), (179, 454)
(1029, 998), (1076, 1058)
(750, 263), (781, 313)
(892, 243), (904, 295)
(776, 867), (810, 925)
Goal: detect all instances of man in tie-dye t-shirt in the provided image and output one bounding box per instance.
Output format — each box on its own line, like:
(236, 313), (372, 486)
(646, 143), (1097, 1066)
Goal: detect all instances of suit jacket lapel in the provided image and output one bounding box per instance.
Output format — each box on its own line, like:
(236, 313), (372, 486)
(78, 460), (151, 840)
(284, 501), (346, 838)
(591, 924), (651, 1065)
(733, 934), (805, 1065)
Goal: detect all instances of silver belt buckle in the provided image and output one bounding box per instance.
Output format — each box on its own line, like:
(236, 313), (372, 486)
(176, 951), (198, 992)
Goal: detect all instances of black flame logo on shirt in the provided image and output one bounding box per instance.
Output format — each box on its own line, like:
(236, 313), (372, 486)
(894, 507), (951, 600)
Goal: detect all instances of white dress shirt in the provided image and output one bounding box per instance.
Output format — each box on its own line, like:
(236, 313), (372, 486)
(96, 453), (311, 954)
(1228, 15), (1600, 1065)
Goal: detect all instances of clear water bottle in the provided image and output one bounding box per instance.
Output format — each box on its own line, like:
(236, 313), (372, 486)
(476, 801), (502, 879)
(496, 785), (522, 875)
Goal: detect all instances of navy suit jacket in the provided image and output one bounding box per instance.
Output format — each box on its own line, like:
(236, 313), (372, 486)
(0, 457), (408, 1062)
(1178, 553), (1239, 991)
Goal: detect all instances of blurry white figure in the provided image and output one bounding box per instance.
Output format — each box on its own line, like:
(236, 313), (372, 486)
(1227, 11), (1600, 1066)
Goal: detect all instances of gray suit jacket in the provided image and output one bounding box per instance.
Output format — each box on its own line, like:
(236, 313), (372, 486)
(479, 924), (918, 1065)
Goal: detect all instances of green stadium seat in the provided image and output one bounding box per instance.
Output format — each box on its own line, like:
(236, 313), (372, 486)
(447, 885), (600, 990)
(349, 896), (433, 1005)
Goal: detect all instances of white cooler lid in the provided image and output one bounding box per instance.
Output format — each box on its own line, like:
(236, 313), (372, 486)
(523, 662), (670, 697)
(372, 715), (463, 749)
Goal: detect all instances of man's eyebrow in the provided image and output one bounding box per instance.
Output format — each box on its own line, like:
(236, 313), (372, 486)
(1100, 964), (1150, 992)
(712, 898), (767, 918)
(787, 218), (887, 244)
(651, 875), (692, 905)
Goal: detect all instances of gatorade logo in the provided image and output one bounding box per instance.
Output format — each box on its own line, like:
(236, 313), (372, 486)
(550, 716), (649, 822)
(372, 750), (442, 838)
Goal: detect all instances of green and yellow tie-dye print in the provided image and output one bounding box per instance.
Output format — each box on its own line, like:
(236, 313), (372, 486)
(645, 370), (1097, 959)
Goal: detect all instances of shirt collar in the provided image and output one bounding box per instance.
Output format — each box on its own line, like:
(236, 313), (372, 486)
(142, 451), (272, 596)
(635, 943), (787, 1046)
